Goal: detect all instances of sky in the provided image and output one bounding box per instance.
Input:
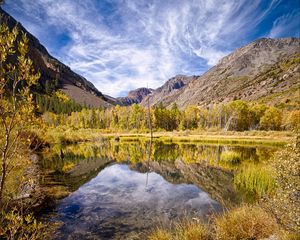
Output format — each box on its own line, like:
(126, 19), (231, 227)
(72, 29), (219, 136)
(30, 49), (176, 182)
(3, 0), (300, 97)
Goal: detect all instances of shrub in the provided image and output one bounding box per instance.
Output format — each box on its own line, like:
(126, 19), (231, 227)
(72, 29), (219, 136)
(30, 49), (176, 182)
(215, 205), (279, 240)
(0, 209), (48, 240)
(264, 140), (300, 232)
(260, 107), (282, 130)
(284, 110), (300, 132)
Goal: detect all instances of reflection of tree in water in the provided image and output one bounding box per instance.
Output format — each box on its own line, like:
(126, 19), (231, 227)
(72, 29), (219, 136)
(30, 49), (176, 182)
(41, 140), (279, 176)
(153, 142), (179, 161)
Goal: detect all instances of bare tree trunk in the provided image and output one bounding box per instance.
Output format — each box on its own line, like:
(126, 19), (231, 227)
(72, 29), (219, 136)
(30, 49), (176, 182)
(224, 115), (234, 131)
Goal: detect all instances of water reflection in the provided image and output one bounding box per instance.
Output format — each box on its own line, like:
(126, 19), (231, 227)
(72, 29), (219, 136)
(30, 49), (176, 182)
(40, 140), (278, 201)
(41, 140), (277, 173)
(54, 164), (221, 239)
(40, 140), (280, 239)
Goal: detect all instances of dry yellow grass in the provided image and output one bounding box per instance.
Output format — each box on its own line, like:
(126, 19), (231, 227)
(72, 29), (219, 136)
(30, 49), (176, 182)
(148, 222), (211, 240)
(148, 205), (282, 240)
(173, 221), (211, 240)
(215, 205), (279, 240)
(148, 229), (172, 240)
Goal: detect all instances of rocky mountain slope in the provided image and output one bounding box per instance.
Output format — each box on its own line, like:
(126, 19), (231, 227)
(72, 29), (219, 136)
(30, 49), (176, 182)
(1, 8), (112, 108)
(140, 75), (197, 107)
(143, 38), (300, 109)
(117, 87), (153, 106)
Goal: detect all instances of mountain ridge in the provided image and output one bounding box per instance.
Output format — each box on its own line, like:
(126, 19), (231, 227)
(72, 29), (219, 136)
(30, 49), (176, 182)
(1, 8), (112, 108)
(117, 87), (153, 106)
(142, 37), (300, 109)
(2, 7), (299, 110)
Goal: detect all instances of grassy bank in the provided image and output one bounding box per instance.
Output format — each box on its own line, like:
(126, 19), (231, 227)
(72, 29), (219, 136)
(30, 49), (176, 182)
(148, 205), (285, 240)
(148, 138), (300, 239)
(35, 127), (294, 146)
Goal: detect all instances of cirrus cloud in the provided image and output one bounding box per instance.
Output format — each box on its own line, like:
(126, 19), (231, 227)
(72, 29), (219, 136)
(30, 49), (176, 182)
(3, 0), (300, 97)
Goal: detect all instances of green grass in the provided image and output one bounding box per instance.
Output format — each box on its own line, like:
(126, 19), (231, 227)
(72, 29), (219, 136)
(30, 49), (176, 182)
(34, 126), (293, 147)
(220, 151), (241, 165)
(234, 164), (275, 198)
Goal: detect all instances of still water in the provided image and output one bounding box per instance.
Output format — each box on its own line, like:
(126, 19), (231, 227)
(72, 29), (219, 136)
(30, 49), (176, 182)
(40, 140), (279, 239)
(54, 164), (220, 239)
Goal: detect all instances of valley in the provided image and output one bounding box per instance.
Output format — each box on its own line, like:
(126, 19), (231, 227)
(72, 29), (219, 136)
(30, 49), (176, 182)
(0, 2), (299, 240)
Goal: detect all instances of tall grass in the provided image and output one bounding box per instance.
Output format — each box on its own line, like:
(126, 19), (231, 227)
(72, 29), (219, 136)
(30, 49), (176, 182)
(148, 221), (211, 240)
(215, 205), (279, 240)
(148, 229), (172, 240)
(220, 151), (241, 165)
(148, 205), (282, 240)
(234, 164), (275, 198)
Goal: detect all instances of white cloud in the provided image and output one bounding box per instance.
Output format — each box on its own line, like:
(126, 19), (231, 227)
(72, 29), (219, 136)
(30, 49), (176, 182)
(268, 11), (300, 38)
(3, 0), (295, 97)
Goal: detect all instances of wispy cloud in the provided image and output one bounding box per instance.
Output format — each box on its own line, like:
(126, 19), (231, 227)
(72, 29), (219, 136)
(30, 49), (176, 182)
(268, 11), (300, 38)
(3, 0), (299, 97)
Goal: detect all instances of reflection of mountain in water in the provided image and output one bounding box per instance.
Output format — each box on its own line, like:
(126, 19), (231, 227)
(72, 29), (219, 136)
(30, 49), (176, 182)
(54, 164), (222, 239)
(133, 159), (239, 206)
(40, 141), (277, 204)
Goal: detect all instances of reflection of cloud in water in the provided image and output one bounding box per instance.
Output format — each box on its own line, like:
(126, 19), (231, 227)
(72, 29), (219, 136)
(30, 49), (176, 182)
(55, 164), (221, 239)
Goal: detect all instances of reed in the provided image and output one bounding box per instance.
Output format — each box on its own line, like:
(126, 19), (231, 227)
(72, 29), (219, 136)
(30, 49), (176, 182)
(234, 164), (275, 198)
(220, 151), (241, 165)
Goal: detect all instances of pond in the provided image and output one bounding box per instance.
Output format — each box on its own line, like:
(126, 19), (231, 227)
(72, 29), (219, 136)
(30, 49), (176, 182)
(40, 139), (280, 239)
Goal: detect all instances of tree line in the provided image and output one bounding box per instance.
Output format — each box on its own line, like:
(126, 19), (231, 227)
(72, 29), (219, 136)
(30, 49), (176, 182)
(35, 92), (85, 114)
(41, 100), (300, 132)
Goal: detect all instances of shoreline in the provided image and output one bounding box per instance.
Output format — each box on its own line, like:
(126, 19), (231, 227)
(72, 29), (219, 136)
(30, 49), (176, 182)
(38, 128), (295, 146)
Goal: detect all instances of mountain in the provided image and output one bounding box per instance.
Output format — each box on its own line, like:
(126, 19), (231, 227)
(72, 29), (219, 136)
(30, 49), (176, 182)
(140, 75), (197, 107)
(143, 38), (300, 109)
(1, 8), (112, 108)
(117, 88), (153, 106)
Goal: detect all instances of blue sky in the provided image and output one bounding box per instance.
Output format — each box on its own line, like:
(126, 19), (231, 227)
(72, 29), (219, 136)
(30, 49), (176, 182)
(3, 0), (300, 97)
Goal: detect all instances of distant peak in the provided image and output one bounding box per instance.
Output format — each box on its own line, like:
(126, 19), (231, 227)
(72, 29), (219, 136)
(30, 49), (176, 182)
(218, 37), (300, 66)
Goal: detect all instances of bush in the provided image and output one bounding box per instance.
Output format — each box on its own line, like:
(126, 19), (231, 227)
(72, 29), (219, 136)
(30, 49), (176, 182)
(0, 209), (48, 239)
(215, 205), (279, 240)
(284, 110), (300, 132)
(260, 107), (282, 130)
(264, 140), (300, 232)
